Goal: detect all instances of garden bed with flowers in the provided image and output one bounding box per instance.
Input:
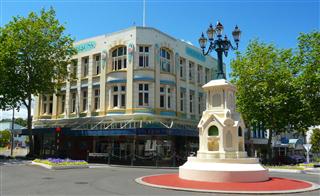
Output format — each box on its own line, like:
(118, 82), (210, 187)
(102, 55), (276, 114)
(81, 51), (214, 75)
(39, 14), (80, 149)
(32, 158), (89, 170)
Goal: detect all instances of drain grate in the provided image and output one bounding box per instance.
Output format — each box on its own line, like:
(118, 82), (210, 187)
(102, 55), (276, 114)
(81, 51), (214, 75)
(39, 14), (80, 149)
(74, 181), (89, 185)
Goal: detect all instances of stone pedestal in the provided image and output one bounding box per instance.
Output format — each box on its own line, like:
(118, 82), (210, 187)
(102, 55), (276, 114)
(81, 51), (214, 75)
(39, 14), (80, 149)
(179, 79), (268, 182)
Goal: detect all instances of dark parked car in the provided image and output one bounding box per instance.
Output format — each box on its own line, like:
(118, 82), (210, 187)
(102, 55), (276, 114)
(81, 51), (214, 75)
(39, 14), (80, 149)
(273, 155), (306, 165)
(287, 155), (306, 164)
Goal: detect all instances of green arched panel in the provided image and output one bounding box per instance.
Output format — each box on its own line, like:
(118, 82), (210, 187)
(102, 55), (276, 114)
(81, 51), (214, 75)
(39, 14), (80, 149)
(208, 126), (219, 136)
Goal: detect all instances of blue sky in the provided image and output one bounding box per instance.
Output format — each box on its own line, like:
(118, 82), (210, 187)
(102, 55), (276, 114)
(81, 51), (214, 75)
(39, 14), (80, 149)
(0, 0), (319, 119)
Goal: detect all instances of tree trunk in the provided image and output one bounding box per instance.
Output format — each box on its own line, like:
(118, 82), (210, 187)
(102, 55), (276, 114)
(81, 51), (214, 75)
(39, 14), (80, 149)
(267, 129), (273, 164)
(246, 124), (253, 157)
(27, 95), (34, 157)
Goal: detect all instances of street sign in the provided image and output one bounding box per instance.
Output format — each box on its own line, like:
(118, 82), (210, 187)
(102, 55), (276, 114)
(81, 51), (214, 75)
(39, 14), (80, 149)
(303, 144), (312, 152)
(303, 144), (312, 163)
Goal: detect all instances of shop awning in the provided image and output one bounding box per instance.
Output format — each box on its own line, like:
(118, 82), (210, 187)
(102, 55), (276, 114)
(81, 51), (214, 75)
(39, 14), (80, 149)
(21, 128), (198, 137)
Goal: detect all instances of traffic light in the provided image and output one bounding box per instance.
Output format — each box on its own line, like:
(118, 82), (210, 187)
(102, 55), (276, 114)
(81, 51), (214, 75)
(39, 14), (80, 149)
(55, 127), (62, 151)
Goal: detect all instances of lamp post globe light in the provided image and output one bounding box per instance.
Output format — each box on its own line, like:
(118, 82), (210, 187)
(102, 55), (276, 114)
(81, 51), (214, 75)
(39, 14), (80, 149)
(199, 21), (241, 79)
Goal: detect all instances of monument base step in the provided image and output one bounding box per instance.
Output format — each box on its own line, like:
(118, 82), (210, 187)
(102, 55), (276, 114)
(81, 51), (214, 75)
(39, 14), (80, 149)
(179, 157), (269, 182)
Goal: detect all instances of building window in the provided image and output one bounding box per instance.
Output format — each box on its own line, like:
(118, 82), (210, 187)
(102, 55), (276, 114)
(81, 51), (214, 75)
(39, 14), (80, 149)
(60, 94), (65, 114)
(197, 65), (203, 84)
(180, 90), (185, 112)
(94, 89), (100, 110)
(138, 84), (149, 106)
(94, 55), (101, 75)
(198, 94), (203, 115)
(42, 95), (47, 114)
(82, 90), (87, 111)
(112, 86), (118, 107)
(179, 57), (186, 79)
(48, 95), (53, 114)
(82, 57), (89, 77)
(189, 61), (194, 82)
(112, 85), (126, 108)
(205, 68), (210, 83)
(71, 59), (78, 78)
(167, 87), (171, 109)
(160, 87), (165, 108)
(121, 86), (126, 107)
(189, 91), (194, 113)
(160, 48), (171, 73)
(159, 86), (173, 109)
(71, 92), (76, 113)
(138, 46), (149, 68)
(111, 46), (127, 71)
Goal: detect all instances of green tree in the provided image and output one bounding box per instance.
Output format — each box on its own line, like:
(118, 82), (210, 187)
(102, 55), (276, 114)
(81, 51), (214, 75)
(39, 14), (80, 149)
(0, 8), (77, 156)
(231, 40), (296, 161)
(0, 130), (11, 147)
(295, 32), (320, 126)
(310, 128), (320, 153)
(15, 118), (27, 127)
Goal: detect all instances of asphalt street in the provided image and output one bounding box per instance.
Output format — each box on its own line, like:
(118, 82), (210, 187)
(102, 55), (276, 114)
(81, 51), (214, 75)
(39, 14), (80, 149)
(1, 160), (319, 196)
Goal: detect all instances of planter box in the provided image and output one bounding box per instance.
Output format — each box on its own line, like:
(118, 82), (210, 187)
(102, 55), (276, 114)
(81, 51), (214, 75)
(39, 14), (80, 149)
(31, 161), (89, 170)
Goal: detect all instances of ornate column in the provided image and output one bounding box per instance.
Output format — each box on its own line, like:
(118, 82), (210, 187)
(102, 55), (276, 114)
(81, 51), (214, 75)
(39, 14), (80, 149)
(100, 50), (107, 115)
(87, 55), (93, 117)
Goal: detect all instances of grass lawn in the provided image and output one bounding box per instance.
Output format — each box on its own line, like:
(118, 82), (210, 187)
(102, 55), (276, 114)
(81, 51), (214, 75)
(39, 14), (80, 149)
(265, 165), (305, 170)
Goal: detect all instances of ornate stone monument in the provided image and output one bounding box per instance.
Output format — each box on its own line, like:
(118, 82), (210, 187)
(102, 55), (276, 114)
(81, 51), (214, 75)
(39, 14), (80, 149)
(179, 79), (269, 182)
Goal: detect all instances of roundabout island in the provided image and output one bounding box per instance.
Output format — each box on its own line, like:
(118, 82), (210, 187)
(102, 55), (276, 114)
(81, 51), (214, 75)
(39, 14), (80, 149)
(136, 79), (320, 194)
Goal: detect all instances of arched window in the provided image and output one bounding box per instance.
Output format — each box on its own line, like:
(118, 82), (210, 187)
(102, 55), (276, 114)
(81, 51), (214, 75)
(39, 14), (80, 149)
(111, 46), (127, 71)
(238, 127), (242, 137)
(160, 48), (171, 73)
(208, 126), (219, 136)
(212, 94), (221, 107)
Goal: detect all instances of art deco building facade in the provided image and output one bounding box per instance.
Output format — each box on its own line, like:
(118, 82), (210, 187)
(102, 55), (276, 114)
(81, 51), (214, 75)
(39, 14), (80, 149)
(31, 27), (221, 163)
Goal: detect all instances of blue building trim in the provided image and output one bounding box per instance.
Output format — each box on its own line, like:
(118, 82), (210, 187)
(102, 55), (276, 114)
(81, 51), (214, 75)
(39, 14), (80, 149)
(92, 83), (100, 87)
(107, 79), (127, 84)
(75, 41), (96, 53)
(160, 80), (175, 85)
(185, 47), (206, 62)
(160, 111), (176, 116)
(133, 76), (154, 82)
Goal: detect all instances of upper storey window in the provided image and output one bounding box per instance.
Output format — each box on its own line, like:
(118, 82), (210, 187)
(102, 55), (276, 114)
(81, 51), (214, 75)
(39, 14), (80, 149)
(82, 57), (89, 77)
(160, 48), (171, 73)
(179, 57), (186, 80)
(94, 54), (101, 75)
(138, 46), (149, 68)
(42, 95), (53, 114)
(70, 59), (78, 78)
(111, 46), (127, 71)
(189, 61), (195, 82)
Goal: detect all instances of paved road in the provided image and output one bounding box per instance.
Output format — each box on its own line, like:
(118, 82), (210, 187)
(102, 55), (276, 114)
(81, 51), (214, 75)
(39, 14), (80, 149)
(1, 161), (319, 196)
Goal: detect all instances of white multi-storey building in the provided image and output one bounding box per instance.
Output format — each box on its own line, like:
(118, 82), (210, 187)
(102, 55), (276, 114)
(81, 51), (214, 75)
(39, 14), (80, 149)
(31, 26), (221, 164)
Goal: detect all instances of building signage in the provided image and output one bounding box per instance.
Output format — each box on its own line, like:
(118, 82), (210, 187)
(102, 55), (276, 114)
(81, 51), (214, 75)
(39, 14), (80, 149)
(75, 41), (96, 53)
(185, 47), (206, 62)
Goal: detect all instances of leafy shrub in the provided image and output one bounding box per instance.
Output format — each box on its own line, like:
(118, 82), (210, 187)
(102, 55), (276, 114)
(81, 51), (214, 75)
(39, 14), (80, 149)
(33, 158), (88, 166)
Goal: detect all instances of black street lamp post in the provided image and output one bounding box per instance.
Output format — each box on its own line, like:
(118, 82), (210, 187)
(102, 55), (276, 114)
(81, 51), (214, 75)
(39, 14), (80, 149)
(199, 21), (241, 79)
